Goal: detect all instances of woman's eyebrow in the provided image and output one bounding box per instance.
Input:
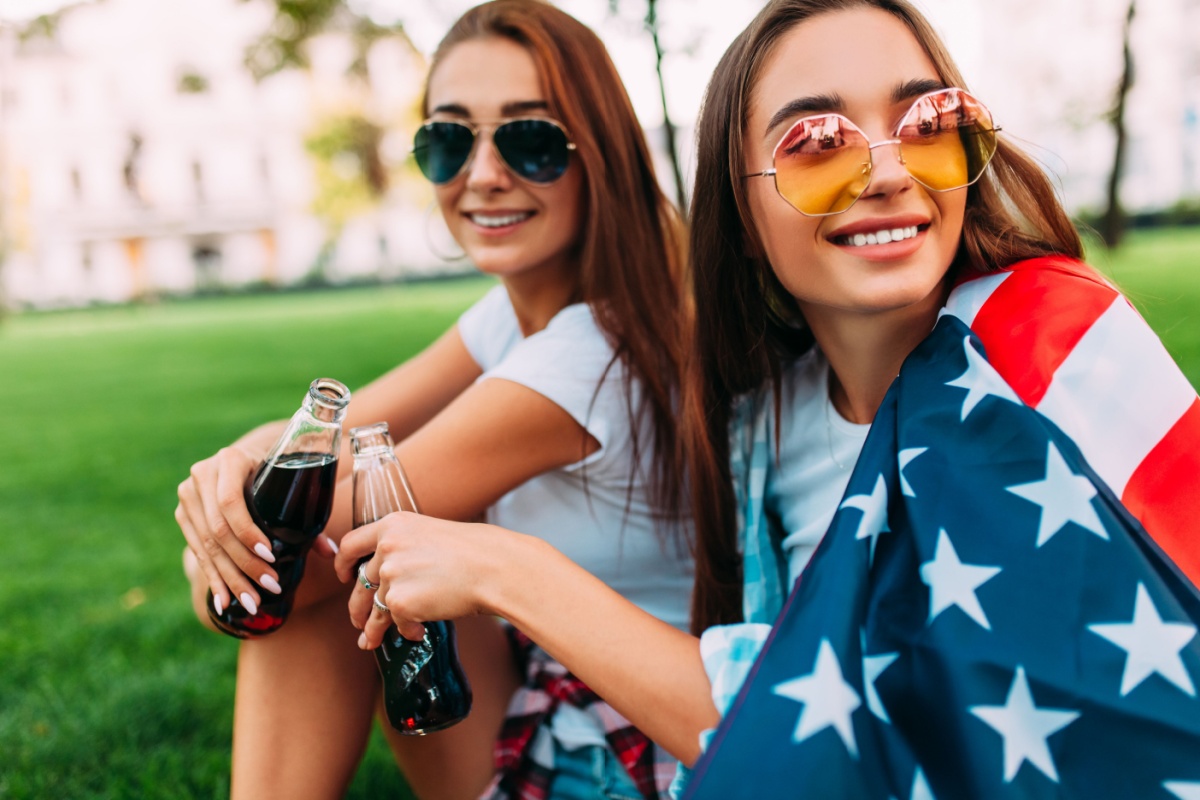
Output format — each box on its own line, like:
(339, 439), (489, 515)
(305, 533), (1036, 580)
(893, 78), (947, 104)
(429, 103), (470, 117)
(764, 93), (842, 140)
(501, 100), (550, 116)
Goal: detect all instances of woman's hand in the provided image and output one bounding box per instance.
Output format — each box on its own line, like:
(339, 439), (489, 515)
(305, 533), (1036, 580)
(335, 512), (506, 648)
(175, 443), (281, 619)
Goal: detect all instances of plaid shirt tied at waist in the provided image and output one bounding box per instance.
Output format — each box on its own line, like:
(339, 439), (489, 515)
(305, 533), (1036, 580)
(481, 628), (664, 800)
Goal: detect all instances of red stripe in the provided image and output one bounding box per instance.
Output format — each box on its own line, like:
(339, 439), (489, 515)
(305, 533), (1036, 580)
(968, 258), (1118, 406)
(1122, 398), (1200, 586)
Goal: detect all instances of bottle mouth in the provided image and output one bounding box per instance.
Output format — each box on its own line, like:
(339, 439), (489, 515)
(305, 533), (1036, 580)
(309, 378), (351, 410)
(350, 421), (393, 455)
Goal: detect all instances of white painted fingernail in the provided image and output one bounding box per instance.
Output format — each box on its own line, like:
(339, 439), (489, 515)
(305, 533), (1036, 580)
(358, 632), (368, 649)
(260, 574), (282, 594)
(240, 592), (258, 615)
(327, 537), (339, 554)
(254, 542), (276, 563)
(213, 594), (224, 616)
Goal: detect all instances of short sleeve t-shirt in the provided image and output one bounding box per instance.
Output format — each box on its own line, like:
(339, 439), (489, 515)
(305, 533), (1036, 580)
(457, 285), (694, 632)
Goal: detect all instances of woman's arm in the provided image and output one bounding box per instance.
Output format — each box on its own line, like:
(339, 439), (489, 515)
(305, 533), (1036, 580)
(336, 514), (720, 766)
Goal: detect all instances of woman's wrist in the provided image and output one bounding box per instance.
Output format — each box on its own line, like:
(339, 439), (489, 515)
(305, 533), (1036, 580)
(475, 526), (556, 621)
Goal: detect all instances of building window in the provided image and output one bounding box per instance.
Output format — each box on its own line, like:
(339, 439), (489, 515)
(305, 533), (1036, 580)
(192, 243), (222, 290)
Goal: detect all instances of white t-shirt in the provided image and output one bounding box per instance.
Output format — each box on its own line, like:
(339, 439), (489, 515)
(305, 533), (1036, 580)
(458, 285), (694, 752)
(458, 284), (693, 628)
(766, 347), (872, 582)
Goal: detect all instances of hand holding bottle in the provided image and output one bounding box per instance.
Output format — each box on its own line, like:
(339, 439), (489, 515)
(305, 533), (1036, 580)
(343, 422), (471, 734)
(176, 440), (274, 618)
(337, 511), (515, 646)
(175, 378), (350, 637)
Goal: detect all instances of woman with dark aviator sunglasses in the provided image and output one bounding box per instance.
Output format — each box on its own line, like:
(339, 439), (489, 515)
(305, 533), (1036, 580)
(338, 0), (1200, 795)
(175, 1), (692, 797)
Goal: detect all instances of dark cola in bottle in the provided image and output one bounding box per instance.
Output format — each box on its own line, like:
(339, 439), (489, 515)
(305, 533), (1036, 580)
(208, 377), (350, 638)
(350, 422), (472, 734)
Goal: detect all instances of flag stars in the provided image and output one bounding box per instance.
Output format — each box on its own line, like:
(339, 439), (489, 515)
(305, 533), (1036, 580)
(1165, 781), (1200, 800)
(944, 335), (1021, 421)
(920, 529), (1002, 630)
(772, 639), (862, 757)
(969, 666), (1080, 783)
(863, 648), (899, 723)
(1007, 442), (1108, 547)
(840, 474), (891, 565)
(1088, 583), (1197, 697)
(898, 447), (927, 498)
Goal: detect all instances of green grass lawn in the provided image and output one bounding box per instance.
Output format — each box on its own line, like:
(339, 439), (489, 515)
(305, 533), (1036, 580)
(0, 276), (493, 799)
(1087, 227), (1200, 391)
(0, 227), (1196, 798)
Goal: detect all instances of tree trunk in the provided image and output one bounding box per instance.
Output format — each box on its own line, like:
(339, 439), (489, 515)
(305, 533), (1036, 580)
(646, 0), (689, 217)
(1102, 1), (1136, 249)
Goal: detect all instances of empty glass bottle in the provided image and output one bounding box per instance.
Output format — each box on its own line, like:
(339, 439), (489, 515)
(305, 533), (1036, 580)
(350, 421), (473, 735)
(208, 377), (350, 638)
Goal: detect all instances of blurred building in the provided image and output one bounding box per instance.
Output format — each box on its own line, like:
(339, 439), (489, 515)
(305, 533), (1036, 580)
(0, 0), (453, 310)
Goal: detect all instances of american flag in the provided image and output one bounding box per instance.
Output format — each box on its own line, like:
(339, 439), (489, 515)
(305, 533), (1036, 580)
(684, 259), (1200, 799)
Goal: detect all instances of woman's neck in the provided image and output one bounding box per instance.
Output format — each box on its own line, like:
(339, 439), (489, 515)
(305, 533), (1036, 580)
(501, 263), (580, 337)
(804, 290), (945, 425)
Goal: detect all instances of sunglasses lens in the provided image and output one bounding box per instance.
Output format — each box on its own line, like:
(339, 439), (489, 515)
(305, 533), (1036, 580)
(414, 122), (475, 184)
(897, 89), (997, 192)
(493, 119), (572, 184)
(774, 116), (871, 216)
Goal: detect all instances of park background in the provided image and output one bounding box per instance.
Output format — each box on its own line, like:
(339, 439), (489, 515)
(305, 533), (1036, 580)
(1, 0), (1198, 797)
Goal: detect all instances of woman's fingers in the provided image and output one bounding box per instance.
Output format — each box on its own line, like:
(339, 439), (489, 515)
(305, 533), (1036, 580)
(311, 534), (339, 559)
(333, 517), (386, 582)
(177, 504), (228, 615)
(176, 458), (275, 615)
(347, 556), (381, 630)
(201, 448), (280, 583)
(176, 482), (239, 614)
(361, 587), (426, 649)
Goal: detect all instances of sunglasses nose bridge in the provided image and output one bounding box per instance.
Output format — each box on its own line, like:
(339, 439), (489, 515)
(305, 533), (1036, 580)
(867, 137), (905, 165)
(463, 126), (514, 186)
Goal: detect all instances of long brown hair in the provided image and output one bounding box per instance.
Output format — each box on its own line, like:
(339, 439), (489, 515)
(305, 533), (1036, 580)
(684, 0), (1085, 632)
(428, 1), (690, 526)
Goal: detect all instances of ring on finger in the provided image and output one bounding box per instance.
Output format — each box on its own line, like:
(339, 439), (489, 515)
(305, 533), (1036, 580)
(372, 592), (389, 615)
(358, 563), (379, 591)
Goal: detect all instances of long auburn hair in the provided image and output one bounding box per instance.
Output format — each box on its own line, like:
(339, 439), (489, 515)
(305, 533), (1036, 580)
(684, 0), (1085, 632)
(427, 1), (690, 527)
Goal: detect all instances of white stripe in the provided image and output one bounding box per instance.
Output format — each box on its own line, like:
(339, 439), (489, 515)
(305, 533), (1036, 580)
(1036, 298), (1197, 496)
(942, 272), (1011, 326)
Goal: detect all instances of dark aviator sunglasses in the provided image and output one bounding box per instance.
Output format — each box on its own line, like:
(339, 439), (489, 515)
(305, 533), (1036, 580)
(413, 117), (577, 185)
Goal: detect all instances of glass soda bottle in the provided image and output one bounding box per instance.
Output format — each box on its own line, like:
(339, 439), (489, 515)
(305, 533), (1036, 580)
(208, 377), (351, 638)
(349, 421), (473, 734)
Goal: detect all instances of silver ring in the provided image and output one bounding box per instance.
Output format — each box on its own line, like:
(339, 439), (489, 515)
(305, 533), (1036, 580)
(372, 592), (389, 615)
(358, 563), (379, 590)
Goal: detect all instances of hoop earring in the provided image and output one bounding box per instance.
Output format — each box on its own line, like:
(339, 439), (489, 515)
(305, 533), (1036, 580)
(424, 203), (466, 263)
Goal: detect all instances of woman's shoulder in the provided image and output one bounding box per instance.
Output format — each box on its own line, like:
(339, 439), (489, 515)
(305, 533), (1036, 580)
(458, 284), (521, 371)
(945, 255), (1119, 330)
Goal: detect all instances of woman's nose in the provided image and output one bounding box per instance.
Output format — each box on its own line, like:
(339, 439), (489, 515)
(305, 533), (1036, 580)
(861, 138), (912, 199)
(465, 134), (513, 193)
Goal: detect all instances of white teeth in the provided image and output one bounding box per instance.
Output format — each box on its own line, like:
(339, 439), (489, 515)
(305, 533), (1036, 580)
(839, 225), (920, 247)
(470, 212), (533, 228)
